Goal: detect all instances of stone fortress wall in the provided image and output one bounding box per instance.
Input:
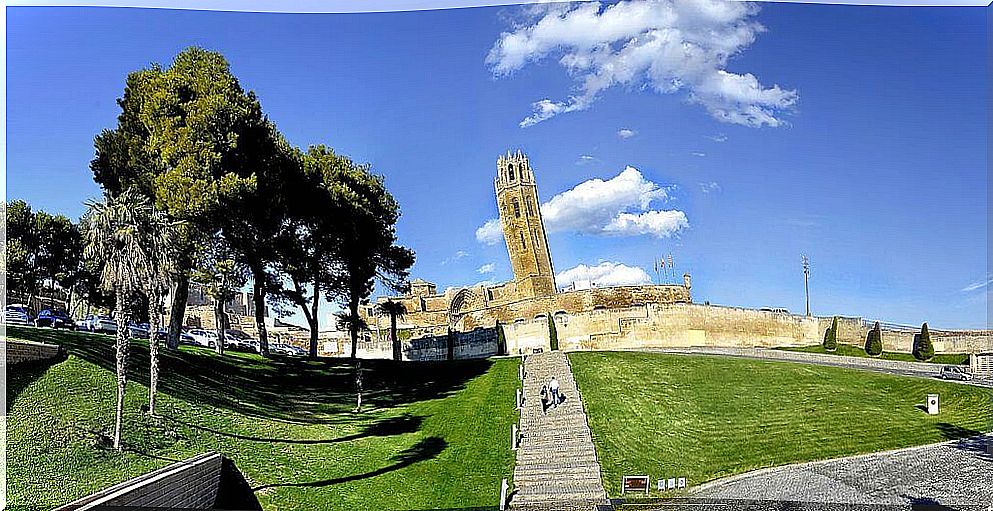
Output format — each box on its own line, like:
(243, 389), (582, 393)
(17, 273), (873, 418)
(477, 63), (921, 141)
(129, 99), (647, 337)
(355, 150), (992, 361)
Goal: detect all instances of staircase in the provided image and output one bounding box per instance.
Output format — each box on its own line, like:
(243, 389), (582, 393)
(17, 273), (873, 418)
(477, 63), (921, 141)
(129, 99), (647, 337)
(511, 351), (608, 510)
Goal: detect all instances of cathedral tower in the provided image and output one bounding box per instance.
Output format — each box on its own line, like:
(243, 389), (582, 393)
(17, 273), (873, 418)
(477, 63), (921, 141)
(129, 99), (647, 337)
(495, 151), (556, 298)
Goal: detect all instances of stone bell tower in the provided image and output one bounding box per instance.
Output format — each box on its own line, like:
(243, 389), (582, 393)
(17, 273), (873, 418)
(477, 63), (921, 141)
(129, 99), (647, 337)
(495, 150), (556, 298)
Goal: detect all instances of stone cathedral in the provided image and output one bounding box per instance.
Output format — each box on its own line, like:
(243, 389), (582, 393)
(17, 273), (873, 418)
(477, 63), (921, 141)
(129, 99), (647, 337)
(360, 151), (692, 336)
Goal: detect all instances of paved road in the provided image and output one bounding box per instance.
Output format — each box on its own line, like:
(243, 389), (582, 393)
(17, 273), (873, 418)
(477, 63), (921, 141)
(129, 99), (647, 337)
(691, 434), (993, 510)
(647, 347), (992, 388)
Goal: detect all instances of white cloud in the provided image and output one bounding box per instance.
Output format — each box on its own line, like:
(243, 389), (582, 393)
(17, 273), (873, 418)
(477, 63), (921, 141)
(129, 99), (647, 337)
(691, 151), (706, 157)
(961, 274), (993, 292)
(617, 128), (637, 139)
(477, 263), (496, 274)
(476, 166), (687, 243)
(699, 181), (721, 193)
(576, 154), (598, 165)
(475, 218), (504, 245)
(555, 261), (652, 290)
(542, 166), (687, 238)
(602, 210), (688, 237)
(487, 0), (797, 128)
(707, 133), (728, 142)
(441, 249), (470, 265)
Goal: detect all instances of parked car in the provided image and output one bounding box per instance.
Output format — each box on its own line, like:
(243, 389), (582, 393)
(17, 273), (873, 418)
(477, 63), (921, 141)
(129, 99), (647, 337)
(939, 365), (973, 381)
(270, 343), (307, 357)
(4, 304), (34, 326)
(176, 331), (198, 345)
(186, 329), (218, 348)
(35, 309), (75, 329)
(81, 315), (118, 333)
(224, 329), (260, 352)
(127, 323), (150, 339)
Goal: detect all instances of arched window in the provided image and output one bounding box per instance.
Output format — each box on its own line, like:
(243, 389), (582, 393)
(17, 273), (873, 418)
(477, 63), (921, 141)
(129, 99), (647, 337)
(508, 164), (516, 181)
(512, 198), (521, 218)
(520, 231), (526, 249)
(526, 201), (533, 217)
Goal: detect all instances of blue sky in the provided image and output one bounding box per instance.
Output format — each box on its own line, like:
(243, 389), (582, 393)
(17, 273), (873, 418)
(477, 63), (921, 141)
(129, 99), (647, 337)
(6, 2), (989, 328)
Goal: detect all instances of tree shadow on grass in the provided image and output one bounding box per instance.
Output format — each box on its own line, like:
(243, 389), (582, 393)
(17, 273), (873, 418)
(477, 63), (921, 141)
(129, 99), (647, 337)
(935, 423), (991, 462)
(162, 413), (423, 445)
(251, 435), (447, 490)
(7, 326), (493, 424)
(6, 349), (67, 412)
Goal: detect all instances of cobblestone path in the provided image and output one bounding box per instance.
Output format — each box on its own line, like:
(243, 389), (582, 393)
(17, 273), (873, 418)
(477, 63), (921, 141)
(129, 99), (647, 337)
(510, 351), (608, 511)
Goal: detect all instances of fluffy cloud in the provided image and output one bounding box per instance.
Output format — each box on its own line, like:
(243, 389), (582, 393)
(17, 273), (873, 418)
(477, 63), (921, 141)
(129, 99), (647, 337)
(576, 154), (598, 165)
(699, 181), (721, 193)
(477, 263), (496, 274)
(707, 133), (728, 142)
(476, 166), (687, 242)
(487, 0), (797, 128)
(542, 166), (687, 238)
(691, 151), (706, 157)
(475, 218), (504, 245)
(617, 128), (637, 139)
(555, 261), (652, 290)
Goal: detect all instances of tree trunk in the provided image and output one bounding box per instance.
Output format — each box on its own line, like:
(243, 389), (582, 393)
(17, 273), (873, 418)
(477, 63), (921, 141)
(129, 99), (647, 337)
(148, 288), (161, 416)
(166, 272), (190, 350)
(349, 299), (360, 359)
(354, 359), (363, 413)
(308, 280), (321, 359)
(391, 314), (400, 361)
(252, 273), (269, 357)
(214, 299), (226, 355)
(113, 292), (131, 450)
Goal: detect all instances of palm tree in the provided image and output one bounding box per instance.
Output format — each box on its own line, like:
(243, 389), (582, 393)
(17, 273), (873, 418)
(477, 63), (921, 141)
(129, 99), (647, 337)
(337, 311), (369, 412)
(83, 188), (177, 448)
(376, 300), (408, 362)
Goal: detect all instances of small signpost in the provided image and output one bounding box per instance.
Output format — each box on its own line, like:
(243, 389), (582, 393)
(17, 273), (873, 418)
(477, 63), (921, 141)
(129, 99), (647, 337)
(499, 478), (509, 511)
(677, 477), (686, 489)
(927, 394), (939, 415)
(622, 476), (650, 496)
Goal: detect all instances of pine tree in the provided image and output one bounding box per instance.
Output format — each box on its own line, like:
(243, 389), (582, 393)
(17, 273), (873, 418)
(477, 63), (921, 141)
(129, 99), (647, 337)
(865, 321), (883, 356)
(914, 322), (934, 361)
(548, 313), (559, 351)
(823, 316), (838, 351)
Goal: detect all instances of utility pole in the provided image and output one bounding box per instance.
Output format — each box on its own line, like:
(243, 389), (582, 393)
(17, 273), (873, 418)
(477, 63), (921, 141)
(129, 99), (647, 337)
(802, 254), (811, 316)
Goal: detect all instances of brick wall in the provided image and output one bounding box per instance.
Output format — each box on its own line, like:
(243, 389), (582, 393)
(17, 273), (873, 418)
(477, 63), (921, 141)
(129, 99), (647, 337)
(56, 452), (224, 510)
(4, 339), (62, 365)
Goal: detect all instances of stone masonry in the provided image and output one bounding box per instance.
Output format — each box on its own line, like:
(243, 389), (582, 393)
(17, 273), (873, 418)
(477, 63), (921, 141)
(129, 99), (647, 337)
(511, 351), (608, 510)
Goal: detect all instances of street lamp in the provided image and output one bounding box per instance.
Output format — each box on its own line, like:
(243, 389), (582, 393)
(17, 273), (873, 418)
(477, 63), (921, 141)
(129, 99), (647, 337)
(802, 254), (811, 317)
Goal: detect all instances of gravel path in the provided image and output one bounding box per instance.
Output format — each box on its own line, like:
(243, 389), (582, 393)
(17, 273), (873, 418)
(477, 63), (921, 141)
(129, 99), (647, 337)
(692, 434), (993, 509)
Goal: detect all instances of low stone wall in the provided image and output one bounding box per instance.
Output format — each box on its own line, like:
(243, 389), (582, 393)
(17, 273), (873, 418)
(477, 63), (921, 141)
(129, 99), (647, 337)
(499, 304), (993, 355)
(4, 339), (62, 365)
(56, 452), (224, 510)
(338, 327), (500, 361)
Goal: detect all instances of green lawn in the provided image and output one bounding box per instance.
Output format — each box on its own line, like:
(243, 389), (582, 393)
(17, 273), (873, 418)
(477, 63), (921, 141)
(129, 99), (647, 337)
(7, 326), (517, 511)
(777, 343), (971, 365)
(570, 351), (992, 498)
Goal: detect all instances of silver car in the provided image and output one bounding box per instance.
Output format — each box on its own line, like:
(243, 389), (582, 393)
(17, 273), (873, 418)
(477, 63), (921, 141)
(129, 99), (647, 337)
(939, 365), (973, 381)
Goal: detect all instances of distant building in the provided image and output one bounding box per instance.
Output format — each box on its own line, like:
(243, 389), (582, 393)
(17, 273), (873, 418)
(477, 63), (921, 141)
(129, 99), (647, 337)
(361, 151), (691, 336)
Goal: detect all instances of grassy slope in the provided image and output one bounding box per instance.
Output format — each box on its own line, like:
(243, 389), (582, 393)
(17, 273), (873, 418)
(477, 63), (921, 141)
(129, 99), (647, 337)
(570, 351), (992, 498)
(7, 326), (516, 511)
(776, 343), (970, 365)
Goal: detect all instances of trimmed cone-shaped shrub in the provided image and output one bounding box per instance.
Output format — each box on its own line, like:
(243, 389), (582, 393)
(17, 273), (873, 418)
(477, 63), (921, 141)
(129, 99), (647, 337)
(914, 322), (934, 361)
(823, 316), (838, 351)
(496, 321), (507, 356)
(548, 312), (559, 351)
(865, 321), (883, 356)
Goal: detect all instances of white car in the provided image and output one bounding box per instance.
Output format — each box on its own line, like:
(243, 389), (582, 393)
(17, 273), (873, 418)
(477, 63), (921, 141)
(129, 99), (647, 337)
(224, 329), (261, 353)
(4, 305), (33, 326)
(82, 314), (118, 333)
(939, 365), (973, 381)
(186, 329), (218, 348)
(270, 343), (307, 357)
